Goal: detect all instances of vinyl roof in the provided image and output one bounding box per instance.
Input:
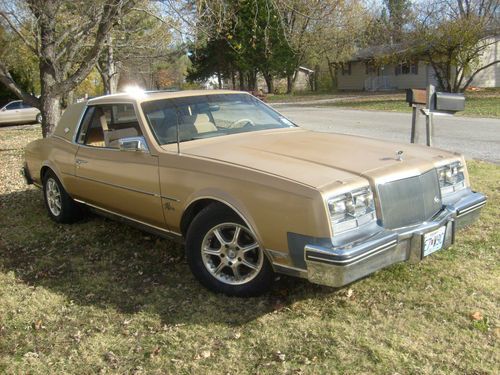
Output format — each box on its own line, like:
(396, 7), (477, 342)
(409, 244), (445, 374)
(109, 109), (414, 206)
(87, 90), (247, 105)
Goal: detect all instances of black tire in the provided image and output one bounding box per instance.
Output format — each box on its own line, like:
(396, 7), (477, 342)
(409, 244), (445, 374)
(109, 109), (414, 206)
(36, 113), (42, 124)
(42, 170), (83, 223)
(186, 203), (273, 297)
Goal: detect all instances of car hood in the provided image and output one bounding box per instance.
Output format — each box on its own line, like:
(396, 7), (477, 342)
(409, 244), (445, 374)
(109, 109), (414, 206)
(172, 128), (458, 189)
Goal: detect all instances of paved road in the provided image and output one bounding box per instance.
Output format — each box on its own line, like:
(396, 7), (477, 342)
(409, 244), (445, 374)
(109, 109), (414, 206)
(275, 105), (500, 164)
(2, 107), (499, 163)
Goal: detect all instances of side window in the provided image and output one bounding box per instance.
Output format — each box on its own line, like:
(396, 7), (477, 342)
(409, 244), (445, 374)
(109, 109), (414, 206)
(142, 101), (179, 144)
(77, 104), (144, 148)
(21, 102), (33, 109)
(5, 102), (22, 110)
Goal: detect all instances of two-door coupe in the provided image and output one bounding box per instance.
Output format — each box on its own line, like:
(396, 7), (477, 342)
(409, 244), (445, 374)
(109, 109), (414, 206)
(23, 90), (486, 296)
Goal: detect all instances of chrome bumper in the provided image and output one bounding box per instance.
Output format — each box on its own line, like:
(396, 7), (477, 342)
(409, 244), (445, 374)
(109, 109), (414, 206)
(304, 191), (486, 288)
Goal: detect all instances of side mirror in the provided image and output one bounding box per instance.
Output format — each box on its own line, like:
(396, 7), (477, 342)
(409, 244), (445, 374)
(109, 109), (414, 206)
(0, 108), (6, 112)
(118, 136), (149, 152)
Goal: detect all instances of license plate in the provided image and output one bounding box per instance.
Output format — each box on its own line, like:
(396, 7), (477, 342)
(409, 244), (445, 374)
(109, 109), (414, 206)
(422, 226), (446, 257)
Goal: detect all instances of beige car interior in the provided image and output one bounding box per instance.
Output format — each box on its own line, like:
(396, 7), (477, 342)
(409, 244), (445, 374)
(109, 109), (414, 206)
(84, 106), (142, 148)
(164, 113), (217, 141)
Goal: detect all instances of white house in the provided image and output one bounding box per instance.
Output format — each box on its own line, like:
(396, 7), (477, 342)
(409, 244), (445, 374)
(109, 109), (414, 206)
(337, 36), (500, 91)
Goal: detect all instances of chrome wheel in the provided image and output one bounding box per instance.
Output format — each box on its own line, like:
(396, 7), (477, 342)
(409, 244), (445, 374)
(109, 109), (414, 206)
(201, 223), (263, 285)
(46, 178), (62, 216)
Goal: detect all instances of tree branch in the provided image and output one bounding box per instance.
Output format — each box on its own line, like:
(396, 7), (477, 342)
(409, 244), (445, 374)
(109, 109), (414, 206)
(0, 62), (39, 107)
(462, 59), (500, 90)
(0, 11), (38, 54)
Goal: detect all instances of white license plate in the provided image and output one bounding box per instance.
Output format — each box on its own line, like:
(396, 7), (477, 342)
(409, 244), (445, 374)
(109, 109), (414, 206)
(422, 226), (446, 257)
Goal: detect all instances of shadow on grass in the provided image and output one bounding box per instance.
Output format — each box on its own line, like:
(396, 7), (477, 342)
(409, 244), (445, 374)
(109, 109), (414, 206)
(0, 188), (336, 326)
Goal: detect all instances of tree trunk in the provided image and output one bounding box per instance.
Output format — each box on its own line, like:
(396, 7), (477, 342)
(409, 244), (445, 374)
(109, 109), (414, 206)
(238, 70), (245, 90)
(263, 73), (274, 94)
(231, 69), (236, 90)
(217, 70), (222, 89)
(314, 64), (320, 92)
(327, 61), (337, 90)
(286, 74), (293, 94)
(40, 94), (61, 137)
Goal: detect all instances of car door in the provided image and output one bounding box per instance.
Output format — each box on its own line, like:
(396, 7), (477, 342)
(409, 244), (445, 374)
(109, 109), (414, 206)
(20, 102), (39, 122)
(0, 101), (23, 124)
(72, 103), (166, 228)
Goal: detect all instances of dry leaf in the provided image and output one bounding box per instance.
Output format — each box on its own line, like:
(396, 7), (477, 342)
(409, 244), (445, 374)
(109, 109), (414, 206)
(32, 320), (43, 330)
(470, 311), (483, 321)
(200, 350), (211, 359)
(276, 351), (286, 362)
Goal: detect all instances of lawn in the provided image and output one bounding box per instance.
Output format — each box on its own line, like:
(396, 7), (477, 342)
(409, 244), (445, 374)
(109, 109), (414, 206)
(269, 89), (500, 118)
(0, 128), (499, 374)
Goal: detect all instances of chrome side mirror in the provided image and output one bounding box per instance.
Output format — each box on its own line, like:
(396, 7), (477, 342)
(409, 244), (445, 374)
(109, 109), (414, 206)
(118, 136), (149, 152)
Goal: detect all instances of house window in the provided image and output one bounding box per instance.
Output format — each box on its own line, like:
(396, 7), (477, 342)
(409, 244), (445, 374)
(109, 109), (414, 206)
(341, 62), (351, 76)
(365, 62), (378, 75)
(395, 61), (418, 75)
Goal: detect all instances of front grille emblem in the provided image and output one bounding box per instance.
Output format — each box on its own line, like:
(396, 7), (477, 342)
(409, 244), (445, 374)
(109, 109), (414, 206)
(434, 196), (440, 204)
(396, 150), (404, 161)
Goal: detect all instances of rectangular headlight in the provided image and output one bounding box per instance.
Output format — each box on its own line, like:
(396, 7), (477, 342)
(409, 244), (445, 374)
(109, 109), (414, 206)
(327, 186), (376, 235)
(437, 161), (466, 196)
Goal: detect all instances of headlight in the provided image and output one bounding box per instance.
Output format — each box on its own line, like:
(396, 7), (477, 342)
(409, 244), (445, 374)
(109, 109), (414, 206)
(327, 186), (376, 235)
(437, 161), (466, 196)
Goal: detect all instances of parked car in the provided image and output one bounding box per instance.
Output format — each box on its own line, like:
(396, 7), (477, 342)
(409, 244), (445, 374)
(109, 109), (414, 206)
(22, 90), (486, 296)
(0, 100), (41, 125)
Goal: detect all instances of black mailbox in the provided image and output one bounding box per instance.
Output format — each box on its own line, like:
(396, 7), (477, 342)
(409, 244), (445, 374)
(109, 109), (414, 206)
(434, 92), (465, 112)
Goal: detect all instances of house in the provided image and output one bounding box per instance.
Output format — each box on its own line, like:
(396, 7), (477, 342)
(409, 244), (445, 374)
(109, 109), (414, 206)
(337, 36), (500, 91)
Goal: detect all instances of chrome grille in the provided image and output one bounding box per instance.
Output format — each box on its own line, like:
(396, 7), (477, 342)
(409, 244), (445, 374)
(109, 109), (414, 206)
(377, 169), (442, 229)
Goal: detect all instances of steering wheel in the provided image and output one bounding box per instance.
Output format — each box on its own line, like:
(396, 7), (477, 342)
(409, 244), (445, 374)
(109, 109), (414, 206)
(229, 118), (255, 128)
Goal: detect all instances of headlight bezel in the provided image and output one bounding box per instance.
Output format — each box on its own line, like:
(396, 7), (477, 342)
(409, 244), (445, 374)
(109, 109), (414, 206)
(437, 161), (466, 196)
(327, 186), (377, 235)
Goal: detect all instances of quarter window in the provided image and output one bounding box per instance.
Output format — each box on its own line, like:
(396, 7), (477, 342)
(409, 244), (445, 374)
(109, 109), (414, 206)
(5, 102), (22, 110)
(76, 103), (144, 148)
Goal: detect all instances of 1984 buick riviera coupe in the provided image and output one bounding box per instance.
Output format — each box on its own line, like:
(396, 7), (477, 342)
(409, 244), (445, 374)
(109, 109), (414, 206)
(23, 90), (486, 296)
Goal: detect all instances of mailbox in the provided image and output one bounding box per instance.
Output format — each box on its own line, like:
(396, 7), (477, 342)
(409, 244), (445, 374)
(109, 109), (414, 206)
(406, 88), (427, 106)
(434, 92), (465, 112)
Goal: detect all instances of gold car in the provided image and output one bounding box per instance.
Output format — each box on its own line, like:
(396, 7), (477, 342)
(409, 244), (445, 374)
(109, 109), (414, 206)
(23, 90), (486, 296)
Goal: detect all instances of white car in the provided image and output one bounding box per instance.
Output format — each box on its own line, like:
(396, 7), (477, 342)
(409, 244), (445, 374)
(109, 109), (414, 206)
(0, 100), (41, 125)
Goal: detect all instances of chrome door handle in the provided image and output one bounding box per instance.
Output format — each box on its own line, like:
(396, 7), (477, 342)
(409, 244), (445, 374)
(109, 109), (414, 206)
(75, 159), (88, 165)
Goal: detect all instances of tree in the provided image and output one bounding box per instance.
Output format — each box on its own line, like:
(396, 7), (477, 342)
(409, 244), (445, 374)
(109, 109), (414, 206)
(0, 0), (137, 137)
(306, 0), (368, 89)
(96, 1), (175, 94)
(382, 0), (412, 43)
(413, 0), (500, 92)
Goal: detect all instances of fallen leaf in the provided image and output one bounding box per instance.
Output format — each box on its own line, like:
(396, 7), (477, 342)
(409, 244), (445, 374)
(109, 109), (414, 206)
(470, 311), (483, 321)
(275, 351), (286, 362)
(200, 350), (211, 359)
(32, 320), (43, 330)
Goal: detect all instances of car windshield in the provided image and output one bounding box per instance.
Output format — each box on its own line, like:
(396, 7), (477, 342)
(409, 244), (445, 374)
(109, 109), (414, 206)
(141, 93), (296, 145)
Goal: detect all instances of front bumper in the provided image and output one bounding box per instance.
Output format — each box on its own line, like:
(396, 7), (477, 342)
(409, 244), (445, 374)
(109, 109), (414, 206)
(304, 191), (486, 287)
(21, 163), (34, 185)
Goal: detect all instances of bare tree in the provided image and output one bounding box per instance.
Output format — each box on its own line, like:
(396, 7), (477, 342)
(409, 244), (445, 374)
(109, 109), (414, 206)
(0, 0), (137, 136)
(414, 0), (500, 92)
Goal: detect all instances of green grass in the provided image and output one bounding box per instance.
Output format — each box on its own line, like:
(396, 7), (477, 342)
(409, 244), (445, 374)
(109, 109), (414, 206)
(0, 128), (499, 374)
(269, 89), (500, 118)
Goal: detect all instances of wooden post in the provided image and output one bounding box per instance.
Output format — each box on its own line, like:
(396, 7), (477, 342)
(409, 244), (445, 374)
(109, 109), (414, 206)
(425, 84), (435, 147)
(411, 106), (417, 143)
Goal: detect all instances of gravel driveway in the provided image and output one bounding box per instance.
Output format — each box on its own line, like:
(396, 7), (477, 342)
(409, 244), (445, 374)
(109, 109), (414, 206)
(275, 106), (500, 164)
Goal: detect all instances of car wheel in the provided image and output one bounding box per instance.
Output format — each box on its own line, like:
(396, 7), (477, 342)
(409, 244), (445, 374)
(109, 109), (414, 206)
(42, 170), (83, 223)
(186, 204), (273, 297)
(36, 113), (42, 124)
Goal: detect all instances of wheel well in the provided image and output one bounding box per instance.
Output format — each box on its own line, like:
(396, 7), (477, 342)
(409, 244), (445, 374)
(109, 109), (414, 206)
(180, 199), (244, 237)
(40, 166), (51, 182)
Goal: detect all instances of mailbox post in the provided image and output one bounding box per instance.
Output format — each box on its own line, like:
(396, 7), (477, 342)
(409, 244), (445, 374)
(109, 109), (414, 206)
(406, 84), (465, 146)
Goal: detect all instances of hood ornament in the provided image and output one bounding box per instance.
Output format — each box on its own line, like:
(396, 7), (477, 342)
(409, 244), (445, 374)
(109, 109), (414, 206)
(396, 150), (404, 161)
